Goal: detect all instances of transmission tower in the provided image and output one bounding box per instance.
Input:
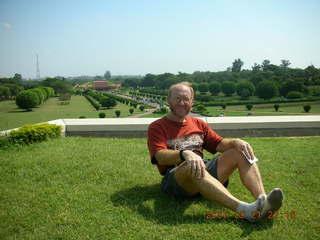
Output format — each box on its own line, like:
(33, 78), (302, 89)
(36, 54), (40, 80)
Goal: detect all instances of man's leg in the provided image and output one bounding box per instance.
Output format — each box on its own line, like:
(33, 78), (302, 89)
(216, 149), (283, 216)
(174, 161), (265, 221)
(217, 149), (265, 199)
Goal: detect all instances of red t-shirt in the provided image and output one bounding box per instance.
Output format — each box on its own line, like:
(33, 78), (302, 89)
(147, 116), (223, 175)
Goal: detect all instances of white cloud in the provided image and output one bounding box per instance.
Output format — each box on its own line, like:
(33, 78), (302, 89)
(1, 23), (12, 29)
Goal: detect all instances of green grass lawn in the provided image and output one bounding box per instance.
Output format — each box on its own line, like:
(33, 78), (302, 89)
(206, 102), (320, 117)
(0, 137), (319, 240)
(0, 96), (144, 131)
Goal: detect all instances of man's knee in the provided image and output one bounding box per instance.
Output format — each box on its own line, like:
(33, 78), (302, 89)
(220, 148), (247, 166)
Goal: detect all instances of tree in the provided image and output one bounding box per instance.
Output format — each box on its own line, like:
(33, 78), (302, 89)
(261, 59), (271, 71)
(141, 74), (156, 87)
(280, 59), (291, 68)
(221, 81), (236, 96)
(0, 86), (10, 100)
(252, 63), (261, 72)
(236, 81), (255, 99)
(16, 90), (39, 110)
(104, 71), (111, 80)
(41, 78), (71, 94)
(13, 73), (22, 84)
(280, 80), (306, 97)
(209, 82), (221, 96)
(231, 58), (244, 72)
(198, 82), (209, 94)
(256, 80), (279, 99)
(123, 78), (141, 88)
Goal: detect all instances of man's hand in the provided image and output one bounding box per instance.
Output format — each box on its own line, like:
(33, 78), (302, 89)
(182, 150), (206, 179)
(231, 139), (256, 160)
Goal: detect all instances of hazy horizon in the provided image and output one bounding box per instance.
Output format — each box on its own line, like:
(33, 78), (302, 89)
(1, 0), (320, 79)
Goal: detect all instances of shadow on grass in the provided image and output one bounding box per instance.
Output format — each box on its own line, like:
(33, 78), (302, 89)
(110, 184), (274, 235)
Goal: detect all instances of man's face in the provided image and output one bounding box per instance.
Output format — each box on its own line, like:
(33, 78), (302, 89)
(168, 86), (193, 118)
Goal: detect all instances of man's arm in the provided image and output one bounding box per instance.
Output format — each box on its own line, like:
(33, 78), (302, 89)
(154, 149), (182, 166)
(216, 138), (256, 160)
(155, 149), (206, 178)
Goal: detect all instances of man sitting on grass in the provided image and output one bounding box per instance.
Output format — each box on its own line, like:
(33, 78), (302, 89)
(147, 82), (283, 222)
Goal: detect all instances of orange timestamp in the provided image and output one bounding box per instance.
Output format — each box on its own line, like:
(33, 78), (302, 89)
(204, 210), (297, 220)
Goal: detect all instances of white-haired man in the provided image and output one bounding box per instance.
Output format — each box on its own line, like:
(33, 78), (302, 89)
(147, 82), (283, 222)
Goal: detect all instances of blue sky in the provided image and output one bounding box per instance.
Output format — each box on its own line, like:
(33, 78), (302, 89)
(1, 0), (320, 79)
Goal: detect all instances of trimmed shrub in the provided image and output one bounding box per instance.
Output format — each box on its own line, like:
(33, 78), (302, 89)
(79, 116), (86, 118)
(32, 88), (46, 104)
(100, 96), (117, 108)
(274, 104), (280, 111)
(129, 108), (134, 114)
(8, 123), (61, 145)
(286, 91), (303, 99)
(99, 112), (106, 118)
(303, 105), (311, 113)
(115, 110), (121, 117)
(246, 104), (253, 111)
(139, 105), (145, 111)
(16, 90), (39, 110)
(84, 95), (101, 110)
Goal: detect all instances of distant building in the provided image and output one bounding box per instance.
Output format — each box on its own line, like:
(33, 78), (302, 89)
(74, 81), (121, 91)
(93, 81), (108, 90)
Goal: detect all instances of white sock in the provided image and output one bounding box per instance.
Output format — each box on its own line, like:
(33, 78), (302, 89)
(261, 188), (284, 217)
(236, 194), (265, 221)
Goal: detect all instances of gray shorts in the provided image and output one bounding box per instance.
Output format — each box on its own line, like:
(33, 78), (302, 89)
(160, 156), (229, 198)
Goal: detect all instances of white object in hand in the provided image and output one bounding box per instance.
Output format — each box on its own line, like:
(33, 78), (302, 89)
(241, 151), (259, 164)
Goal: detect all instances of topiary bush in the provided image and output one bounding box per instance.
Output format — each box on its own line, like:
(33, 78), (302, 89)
(115, 110), (121, 117)
(139, 105), (145, 111)
(8, 123), (62, 145)
(16, 90), (40, 110)
(129, 108), (134, 114)
(32, 87), (46, 103)
(274, 104), (280, 111)
(246, 104), (253, 111)
(303, 105), (311, 113)
(99, 112), (106, 118)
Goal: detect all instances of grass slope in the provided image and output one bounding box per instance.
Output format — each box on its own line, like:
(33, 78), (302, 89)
(0, 137), (319, 240)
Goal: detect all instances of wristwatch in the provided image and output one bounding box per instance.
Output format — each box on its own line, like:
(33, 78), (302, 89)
(179, 150), (186, 162)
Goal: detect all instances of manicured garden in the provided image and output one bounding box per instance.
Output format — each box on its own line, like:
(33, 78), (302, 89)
(0, 96), (145, 131)
(0, 136), (319, 239)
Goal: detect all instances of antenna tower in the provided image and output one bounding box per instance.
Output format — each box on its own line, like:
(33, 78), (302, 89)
(36, 54), (40, 80)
